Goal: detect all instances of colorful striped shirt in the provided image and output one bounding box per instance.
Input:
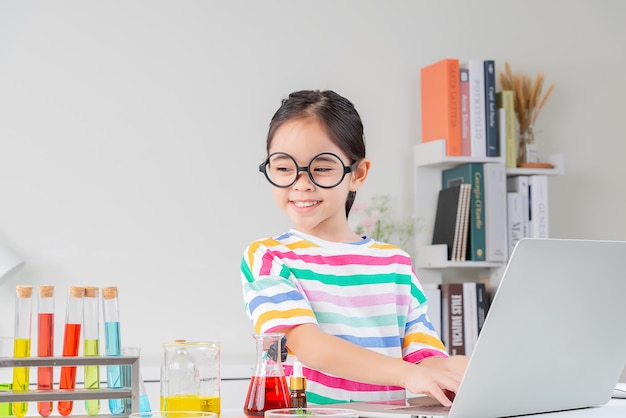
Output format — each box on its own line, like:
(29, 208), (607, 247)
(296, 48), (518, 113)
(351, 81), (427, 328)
(240, 229), (447, 404)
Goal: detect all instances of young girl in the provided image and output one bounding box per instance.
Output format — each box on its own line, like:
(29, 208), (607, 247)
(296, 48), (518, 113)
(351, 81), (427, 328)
(241, 90), (468, 406)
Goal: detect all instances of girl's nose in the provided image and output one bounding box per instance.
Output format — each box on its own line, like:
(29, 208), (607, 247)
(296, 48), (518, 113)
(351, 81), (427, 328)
(293, 171), (314, 190)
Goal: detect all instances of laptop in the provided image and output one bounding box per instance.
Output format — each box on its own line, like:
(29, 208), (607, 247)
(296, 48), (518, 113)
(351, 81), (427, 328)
(326, 238), (626, 418)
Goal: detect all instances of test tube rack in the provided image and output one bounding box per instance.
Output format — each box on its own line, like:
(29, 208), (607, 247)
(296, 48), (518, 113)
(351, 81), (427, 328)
(0, 355), (140, 416)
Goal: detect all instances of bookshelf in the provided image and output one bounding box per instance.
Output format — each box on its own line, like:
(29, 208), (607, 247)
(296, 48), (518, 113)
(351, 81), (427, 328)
(413, 139), (564, 288)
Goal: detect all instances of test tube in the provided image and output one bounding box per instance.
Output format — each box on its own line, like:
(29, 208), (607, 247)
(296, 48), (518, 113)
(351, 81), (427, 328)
(83, 287), (101, 416)
(12, 285), (33, 418)
(57, 286), (85, 416)
(37, 286), (55, 417)
(0, 337), (14, 418)
(103, 286), (124, 415)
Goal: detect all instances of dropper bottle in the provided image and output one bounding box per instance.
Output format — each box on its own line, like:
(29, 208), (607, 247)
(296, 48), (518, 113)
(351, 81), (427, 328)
(12, 285), (33, 418)
(37, 285), (55, 417)
(289, 360), (307, 409)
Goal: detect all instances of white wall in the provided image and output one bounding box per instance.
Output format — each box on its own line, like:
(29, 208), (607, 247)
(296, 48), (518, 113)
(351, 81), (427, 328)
(0, 0), (625, 377)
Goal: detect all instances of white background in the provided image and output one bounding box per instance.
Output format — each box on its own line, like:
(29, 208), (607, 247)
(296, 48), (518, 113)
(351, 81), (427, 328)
(0, 0), (624, 388)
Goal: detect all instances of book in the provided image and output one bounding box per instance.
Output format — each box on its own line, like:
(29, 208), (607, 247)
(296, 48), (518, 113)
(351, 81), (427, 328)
(483, 162), (507, 262)
(440, 283), (465, 355)
(459, 59), (486, 158)
(463, 282), (478, 354)
(528, 175), (549, 238)
(420, 58), (462, 156)
(507, 176), (530, 239)
(442, 163), (486, 261)
(506, 192), (525, 257)
(475, 281), (488, 335)
(483, 60), (499, 157)
(431, 185), (465, 260)
(459, 68), (471, 156)
(496, 90), (517, 168)
(454, 184), (471, 261)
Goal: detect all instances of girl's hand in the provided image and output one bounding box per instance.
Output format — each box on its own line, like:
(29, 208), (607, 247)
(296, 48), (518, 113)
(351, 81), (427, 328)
(402, 362), (463, 407)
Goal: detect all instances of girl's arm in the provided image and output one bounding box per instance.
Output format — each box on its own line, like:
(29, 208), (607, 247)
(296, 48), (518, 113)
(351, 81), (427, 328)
(283, 323), (464, 407)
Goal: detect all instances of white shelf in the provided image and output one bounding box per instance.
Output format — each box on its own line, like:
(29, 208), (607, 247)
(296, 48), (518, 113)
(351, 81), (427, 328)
(416, 244), (503, 269)
(506, 154), (565, 176)
(413, 140), (564, 286)
(414, 139), (503, 168)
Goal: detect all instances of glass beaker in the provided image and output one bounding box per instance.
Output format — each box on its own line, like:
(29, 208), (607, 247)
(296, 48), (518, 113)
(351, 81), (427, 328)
(160, 341), (221, 416)
(243, 333), (290, 417)
(121, 347), (151, 414)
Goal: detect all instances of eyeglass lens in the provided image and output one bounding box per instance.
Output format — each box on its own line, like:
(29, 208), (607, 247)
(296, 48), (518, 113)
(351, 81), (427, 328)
(265, 152), (349, 188)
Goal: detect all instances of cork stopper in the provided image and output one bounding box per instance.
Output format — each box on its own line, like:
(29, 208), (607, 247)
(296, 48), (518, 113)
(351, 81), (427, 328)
(84, 286), (99, 298)
(102, 286), (118, 300)
(68, 286), (85, 298)
(38, 286), (55, 298)
(16, 285), (33, 298)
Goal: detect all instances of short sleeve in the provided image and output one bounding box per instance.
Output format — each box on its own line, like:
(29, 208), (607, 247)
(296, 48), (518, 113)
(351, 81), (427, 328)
(241, 239), (318, 334)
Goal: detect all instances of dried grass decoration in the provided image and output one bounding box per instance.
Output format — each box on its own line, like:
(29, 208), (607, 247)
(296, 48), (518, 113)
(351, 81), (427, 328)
(499, 62), (555, 166)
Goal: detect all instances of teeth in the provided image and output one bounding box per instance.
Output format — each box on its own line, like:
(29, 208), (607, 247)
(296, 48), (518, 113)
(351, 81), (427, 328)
(294, 201), (319, 208)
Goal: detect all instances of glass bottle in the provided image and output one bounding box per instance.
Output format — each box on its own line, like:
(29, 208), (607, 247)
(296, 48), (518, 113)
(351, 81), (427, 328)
(83, 287), (100, 416)
(243, 333), (290, 417)
(12, 285), (33, 418)
(289, 360), (307, 409)
(58, 286), (85, 416)
(37, 286), (55, 417)
(102, 286), (124, 415)
(122, 347), (151, 414)
(160, 340), (199, 411)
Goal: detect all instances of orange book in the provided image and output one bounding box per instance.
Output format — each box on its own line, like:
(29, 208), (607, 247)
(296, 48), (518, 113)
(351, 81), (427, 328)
(420, 58), (462, 156)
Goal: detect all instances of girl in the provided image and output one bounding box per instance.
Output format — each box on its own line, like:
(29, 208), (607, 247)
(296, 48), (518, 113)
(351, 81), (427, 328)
(241, 90), (467, 406)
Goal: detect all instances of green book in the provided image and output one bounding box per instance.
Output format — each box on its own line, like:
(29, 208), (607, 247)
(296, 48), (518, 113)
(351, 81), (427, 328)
(442, 163), (485, 261)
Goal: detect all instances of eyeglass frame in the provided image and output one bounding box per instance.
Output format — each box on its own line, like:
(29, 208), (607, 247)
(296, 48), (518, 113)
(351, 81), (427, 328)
(259, 151), (360, 189)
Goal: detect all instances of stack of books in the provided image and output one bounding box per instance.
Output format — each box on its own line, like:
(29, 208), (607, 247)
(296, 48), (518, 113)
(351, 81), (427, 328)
(420, 58), (517, 168)
(431, 162), (507, 263)
(506, 174), (549, 256)
(425, 282), (490, 356)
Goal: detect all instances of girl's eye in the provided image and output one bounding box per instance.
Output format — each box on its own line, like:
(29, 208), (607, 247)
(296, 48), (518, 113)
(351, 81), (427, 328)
(270, 164), (295, 176)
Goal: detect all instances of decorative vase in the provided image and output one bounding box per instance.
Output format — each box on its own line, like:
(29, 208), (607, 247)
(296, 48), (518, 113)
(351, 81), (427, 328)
(517, 126), (539, 166)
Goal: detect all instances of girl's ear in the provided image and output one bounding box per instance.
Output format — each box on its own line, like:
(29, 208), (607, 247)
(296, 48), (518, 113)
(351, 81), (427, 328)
(349, 158), (371, 191)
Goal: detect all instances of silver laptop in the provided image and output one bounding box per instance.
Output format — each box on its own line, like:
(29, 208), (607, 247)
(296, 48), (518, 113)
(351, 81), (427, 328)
(326, 238), (626, 418)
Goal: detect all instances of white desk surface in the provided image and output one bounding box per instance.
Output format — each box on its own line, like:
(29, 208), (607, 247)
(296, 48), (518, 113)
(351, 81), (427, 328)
(219, 399), (626, 417)
(531, 398), (626, 417)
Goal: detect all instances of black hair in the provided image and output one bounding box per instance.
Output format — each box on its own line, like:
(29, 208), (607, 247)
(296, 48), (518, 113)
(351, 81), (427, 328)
(266, 90), (366, 217)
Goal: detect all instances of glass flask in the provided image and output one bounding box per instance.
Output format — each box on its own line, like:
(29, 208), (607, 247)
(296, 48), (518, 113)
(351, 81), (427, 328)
(243, 333), (290, 417)
(121, 347), (151, 414)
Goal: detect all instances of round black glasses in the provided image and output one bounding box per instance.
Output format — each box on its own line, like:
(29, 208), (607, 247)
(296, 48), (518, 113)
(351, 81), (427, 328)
(259, 152), (359, 189)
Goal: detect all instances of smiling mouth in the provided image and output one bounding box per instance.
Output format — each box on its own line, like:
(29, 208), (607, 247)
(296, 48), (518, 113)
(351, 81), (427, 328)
(293, 200), (320, 208)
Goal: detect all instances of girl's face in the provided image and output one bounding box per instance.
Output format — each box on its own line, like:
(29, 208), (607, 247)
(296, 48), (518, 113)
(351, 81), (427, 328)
(268, 117), (369, 242)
